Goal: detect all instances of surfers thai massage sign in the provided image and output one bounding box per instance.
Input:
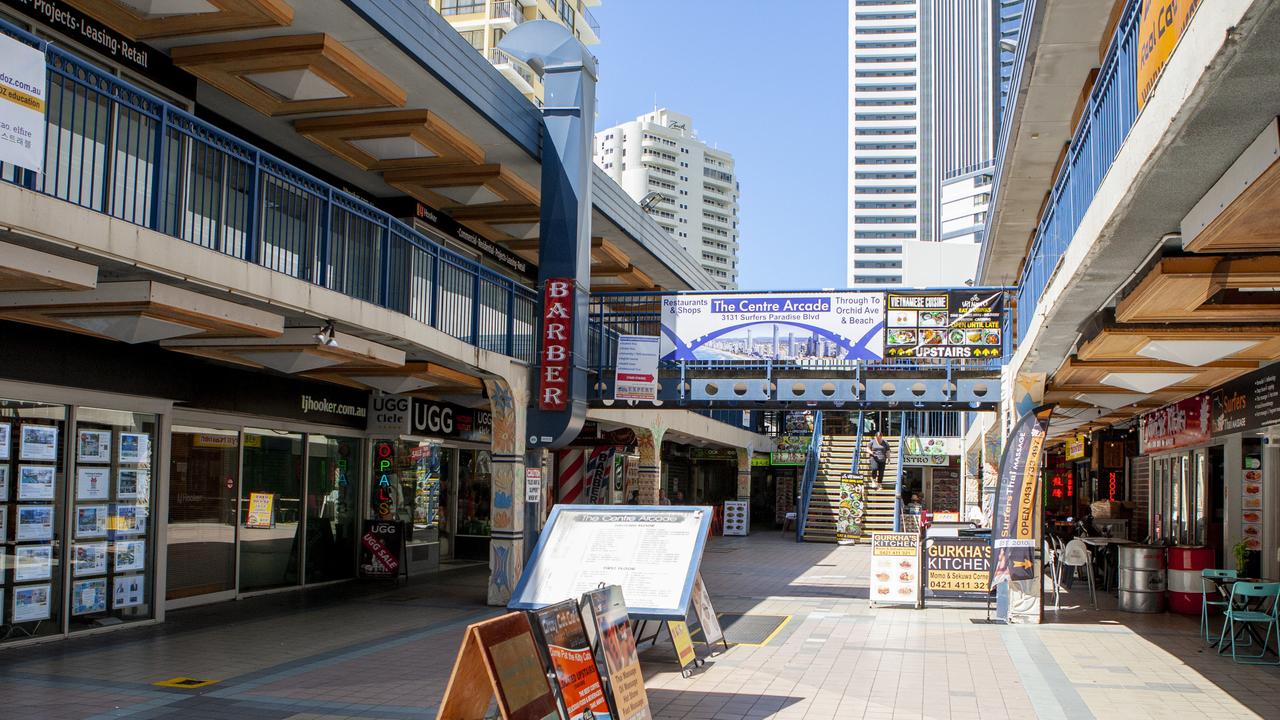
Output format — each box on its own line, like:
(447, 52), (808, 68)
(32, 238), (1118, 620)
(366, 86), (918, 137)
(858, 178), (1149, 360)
(660, 292), (884, 362)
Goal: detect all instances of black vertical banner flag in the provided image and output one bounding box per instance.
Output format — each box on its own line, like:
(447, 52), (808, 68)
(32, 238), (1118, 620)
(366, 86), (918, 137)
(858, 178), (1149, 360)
(990, 405), (1054, 589)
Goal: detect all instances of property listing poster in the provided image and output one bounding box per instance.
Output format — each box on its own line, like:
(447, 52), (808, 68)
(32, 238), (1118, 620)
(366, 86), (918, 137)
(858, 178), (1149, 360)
(660, 292), (884, 362)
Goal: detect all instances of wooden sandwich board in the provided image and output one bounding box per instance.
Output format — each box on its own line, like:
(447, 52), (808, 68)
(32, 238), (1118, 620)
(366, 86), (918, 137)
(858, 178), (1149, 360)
(437, 612), (561, 720)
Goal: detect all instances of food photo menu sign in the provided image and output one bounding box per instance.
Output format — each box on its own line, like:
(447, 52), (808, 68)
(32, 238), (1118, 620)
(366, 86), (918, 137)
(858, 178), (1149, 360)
(870, 532), (921, 607)
(884, 291), (1004, 359)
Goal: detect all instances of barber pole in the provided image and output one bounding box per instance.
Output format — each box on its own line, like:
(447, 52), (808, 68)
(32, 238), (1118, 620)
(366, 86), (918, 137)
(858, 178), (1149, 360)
(539, 278), (574, 411)
(556, 448), (587, 504)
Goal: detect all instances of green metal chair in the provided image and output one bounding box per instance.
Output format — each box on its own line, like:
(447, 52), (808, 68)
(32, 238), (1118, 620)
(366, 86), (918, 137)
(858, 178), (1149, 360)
(1218, 582), (1280, 665)
(1201, 569), (1237, 644)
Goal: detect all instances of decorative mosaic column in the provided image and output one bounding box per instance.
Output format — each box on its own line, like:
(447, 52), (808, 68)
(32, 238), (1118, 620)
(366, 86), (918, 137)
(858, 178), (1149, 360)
(735, 446), (753, 500)
(635, 424), (666, 504)
(483, 376), (527, 606)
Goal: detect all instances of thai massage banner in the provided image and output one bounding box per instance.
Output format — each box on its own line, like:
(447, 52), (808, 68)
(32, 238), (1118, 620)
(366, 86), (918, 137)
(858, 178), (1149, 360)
(659, 292), (885, 362)
(990, 405), (1053, 589)
(884, 290), (1003, 359)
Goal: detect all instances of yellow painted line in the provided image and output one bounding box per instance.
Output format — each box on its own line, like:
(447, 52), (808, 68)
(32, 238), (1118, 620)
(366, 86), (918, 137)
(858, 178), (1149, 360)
(153, 677), (219, 689)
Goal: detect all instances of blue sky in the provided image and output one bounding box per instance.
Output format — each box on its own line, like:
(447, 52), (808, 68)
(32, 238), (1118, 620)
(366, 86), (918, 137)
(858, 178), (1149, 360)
(590, 1), (848, 291)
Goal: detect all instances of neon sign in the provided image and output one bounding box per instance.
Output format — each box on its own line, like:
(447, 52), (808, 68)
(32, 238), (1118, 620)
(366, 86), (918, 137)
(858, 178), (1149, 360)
(374, 441), (395, 519)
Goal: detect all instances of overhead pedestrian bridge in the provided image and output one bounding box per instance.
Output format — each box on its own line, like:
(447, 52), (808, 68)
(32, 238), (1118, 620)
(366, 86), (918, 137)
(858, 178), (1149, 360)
(585, 288), (1011, 411)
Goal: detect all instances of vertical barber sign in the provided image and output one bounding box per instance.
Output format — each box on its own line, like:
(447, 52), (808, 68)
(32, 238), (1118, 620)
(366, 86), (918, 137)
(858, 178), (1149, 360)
(540, 278), (574, 411)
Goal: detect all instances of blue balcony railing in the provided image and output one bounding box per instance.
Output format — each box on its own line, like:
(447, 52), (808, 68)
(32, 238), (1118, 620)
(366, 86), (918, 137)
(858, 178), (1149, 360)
(1004, 0), (1141, 340)
(0, 17), (537, 363)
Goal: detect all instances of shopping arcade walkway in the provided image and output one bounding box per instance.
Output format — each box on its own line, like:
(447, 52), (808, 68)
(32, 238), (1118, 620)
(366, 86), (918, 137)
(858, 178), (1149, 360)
(0, 533), (1274, 719)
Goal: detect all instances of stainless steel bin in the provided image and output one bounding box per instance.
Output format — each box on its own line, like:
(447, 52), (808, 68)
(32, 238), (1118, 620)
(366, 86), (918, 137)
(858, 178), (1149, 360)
(1117, 544), (1167, 613)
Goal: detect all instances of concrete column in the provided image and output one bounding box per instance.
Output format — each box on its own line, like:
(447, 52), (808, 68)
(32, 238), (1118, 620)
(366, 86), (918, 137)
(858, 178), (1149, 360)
(635, 424), (666, 504)
(483, 375), (528, 606)
(735, 446), (753, 500)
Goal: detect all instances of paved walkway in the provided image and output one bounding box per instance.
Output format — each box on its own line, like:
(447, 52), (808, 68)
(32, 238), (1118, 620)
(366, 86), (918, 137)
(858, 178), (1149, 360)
(2, 534), (1278, 719)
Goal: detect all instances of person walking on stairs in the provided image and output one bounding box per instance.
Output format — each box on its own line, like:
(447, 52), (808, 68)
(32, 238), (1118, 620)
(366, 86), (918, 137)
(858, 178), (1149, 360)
(867, 431), (890, 491)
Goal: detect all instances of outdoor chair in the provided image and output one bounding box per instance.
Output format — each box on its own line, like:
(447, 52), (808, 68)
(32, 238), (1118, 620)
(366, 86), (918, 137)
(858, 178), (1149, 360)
(1201, 569), (1237, 644)
(1217, 582), (1280, 665)
(1044, 539), (1061, 609)
(1062, 538), (1096, 610)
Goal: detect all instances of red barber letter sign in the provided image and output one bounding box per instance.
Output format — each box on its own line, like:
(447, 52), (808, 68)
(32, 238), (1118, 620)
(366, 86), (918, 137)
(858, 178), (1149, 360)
(539, 278), (574, 411)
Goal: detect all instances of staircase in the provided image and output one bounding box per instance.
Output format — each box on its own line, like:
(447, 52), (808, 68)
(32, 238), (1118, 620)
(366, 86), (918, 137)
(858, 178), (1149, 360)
(800, 413), (902, 543)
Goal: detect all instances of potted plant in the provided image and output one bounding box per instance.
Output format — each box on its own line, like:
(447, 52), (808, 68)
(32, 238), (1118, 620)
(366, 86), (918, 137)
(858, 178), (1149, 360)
(1232, 540), (1252, 576)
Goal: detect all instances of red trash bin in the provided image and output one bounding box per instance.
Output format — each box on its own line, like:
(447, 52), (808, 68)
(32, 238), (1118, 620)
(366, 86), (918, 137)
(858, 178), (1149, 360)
(1167, 545), (1213, 614)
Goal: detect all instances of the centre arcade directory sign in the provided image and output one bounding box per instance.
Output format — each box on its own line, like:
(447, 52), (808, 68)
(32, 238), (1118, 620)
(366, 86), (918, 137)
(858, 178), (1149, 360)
(509, 506), (713, 620)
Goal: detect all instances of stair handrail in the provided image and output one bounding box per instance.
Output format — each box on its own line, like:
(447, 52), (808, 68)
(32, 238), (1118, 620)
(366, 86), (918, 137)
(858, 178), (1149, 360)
(852, 410), (866, 477)
(796, 410), (824, 543)
(892, 416), (906, 532)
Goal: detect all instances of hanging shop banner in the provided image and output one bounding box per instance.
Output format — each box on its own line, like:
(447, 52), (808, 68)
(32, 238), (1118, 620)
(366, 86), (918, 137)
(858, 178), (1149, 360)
(1137, 0), (1204, 109)
(990, 405), (1054, 589)
(1064, 433), (1087, 461)
(659, 291), (885, 362)
(870, 532), (921, 606)
(1139, 393), (1210, 453)
(884, 291), (1003, 359)
(901, 437), (956, 466)
(358, 520), (402, 579)
(0, 31), (45, 173)
(244, 492), (275, 529)
(614, 335), (660, 401)
(437, 612), (561, 720)
(532, 600), (613, 720)
(771, 435), (810, 466)
(836, 477), (864, 543)
(508, 505), (712, 620)
(924, 536), (993, 599)
(582, 585), (652, 720)
(1212, 364), (1280, 437)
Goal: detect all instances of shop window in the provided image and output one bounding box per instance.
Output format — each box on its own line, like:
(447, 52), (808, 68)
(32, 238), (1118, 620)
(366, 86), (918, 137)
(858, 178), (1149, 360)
(167, 427), (239, 601)
(1, 399), (67, 641)
(304, 435), (363, 584)
(69, 407), (158, 632)
(370, 440), (452, 570)
(454, 449), (492, 561)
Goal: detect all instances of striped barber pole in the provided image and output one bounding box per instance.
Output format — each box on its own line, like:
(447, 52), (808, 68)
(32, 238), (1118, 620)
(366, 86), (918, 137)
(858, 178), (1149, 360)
(556, 448), (587, 504)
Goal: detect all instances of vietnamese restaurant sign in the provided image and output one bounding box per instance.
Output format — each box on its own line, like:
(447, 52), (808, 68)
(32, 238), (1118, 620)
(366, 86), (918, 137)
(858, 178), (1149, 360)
(1140, 393), (1211, 453)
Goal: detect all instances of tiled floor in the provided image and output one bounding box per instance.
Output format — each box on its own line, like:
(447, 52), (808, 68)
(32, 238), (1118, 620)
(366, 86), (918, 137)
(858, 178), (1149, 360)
(2, 534), (1279, 719)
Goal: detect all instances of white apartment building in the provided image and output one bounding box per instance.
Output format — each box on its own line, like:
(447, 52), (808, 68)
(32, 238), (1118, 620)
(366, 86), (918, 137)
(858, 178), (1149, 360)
(595, 109), (740, 289)
(847, 0), (997, 288)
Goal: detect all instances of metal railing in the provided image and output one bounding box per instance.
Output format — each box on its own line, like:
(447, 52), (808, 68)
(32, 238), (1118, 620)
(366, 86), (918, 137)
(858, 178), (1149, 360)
(901, 411), (962, 438)
(797, 410), (823, 543)
(0, 18), (538, 364)
(583, 4), (601, 37)
(491, 1), (524, 23)
(1009, 0), (1141, 339)
(489, 48), (536, 87)
(892, 419), (906, 532)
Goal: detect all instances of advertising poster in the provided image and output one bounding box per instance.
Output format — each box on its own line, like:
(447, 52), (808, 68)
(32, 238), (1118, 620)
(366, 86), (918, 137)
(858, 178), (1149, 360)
(15, 544), (52, 581)
(509, 506), (710, 619)
(614, 335), (660, 401)
(0, 465), (8, 498)
(19, 424), (58, 461)
(13, 584), (51, 623)
(114, 539), (146, 573)
(1242, 455), (1263, 551)
(108, 504), (147, 536)
(885, 291), (1004, 359)
(77, 505), (108, 539)
(18, 464), (55, 500)
(113, 575), (144, 608)
(990, 406), (1054, 589)
(117, 469), (148, 500)
(72, 579), (108, 616)
(722, 500), (749, 536)
(74, 541), (108, 577)
(870, 532), (921, 606)
(660, 291), (885, 362)
(836, 478), (864, 543)
(1213, 365), (1280, 438)
(668, 621), (697, 671)
(16, 504), (53, 540)
(0, 31), (47, 173)
(245, 492), (276, 529)
(0, 421), (9, 459)
(771, 435), (810, 466)
(583, 586), (651, 720)
(118, 433), (151, 464)
(924, 536), (993, 598)
(1137, 0), (1204, 108)
(691, 573), (723, 646)
(77, 466), (111, 501)
(359, 520), (402, 578)
(901, 437), (954, 466)
(77, 429), (112, 463)
(533, 600), (613, 720)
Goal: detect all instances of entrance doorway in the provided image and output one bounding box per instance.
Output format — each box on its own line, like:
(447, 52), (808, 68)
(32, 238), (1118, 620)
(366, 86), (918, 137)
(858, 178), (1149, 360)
(167, 426), (238, 602)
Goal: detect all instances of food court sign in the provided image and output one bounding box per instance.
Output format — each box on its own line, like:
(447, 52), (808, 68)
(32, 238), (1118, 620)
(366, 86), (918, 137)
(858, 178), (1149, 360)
(885, 291), (1003, 359)
(1140, 393), (1211, 453)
